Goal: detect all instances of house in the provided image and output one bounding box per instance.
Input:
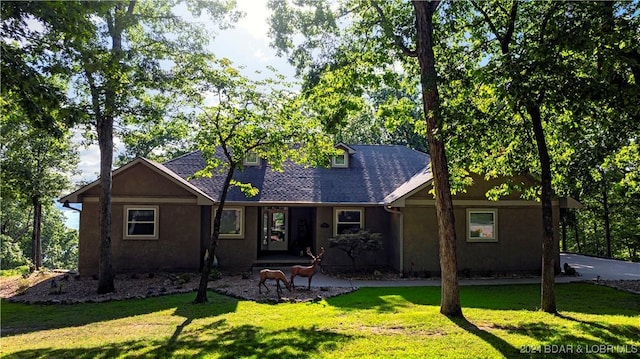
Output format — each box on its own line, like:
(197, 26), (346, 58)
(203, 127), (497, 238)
(61, 144), (563, 277)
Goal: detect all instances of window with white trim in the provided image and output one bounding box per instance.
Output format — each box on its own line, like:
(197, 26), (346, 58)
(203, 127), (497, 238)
(243, 152), (260, 166)
(335, 208), (364, 235)
(331, 152), (348, 168)
(216, 207), (244, 239)
(124, 206), (158, 239)
(467, 209), (498, 242)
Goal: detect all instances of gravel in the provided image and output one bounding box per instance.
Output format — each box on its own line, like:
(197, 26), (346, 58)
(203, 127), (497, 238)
(0, 271), (356, 304)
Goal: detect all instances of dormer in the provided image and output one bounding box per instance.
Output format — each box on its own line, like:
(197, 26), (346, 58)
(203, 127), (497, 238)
(243, 151), (260, 166)
(331, 143), (356, 168)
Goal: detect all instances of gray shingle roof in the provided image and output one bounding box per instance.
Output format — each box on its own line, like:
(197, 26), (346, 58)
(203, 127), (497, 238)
(163, 145), (430, 204)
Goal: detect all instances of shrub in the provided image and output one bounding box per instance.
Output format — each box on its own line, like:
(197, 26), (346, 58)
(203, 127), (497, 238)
(329, 229), (382, 271)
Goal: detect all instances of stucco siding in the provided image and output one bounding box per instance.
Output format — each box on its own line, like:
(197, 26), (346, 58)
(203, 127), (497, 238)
(113, 203), (201, 273)
(83, 162), (195, 198)
(401, 175), (561, 275)
(215, 206), (258, 271)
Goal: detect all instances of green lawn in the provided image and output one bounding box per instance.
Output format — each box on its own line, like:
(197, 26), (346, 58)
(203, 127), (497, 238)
(1, 283), (639, 358)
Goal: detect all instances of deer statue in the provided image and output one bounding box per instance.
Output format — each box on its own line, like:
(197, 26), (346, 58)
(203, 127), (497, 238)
(258, 269), (291, 297)
(290, 247), (325, 290)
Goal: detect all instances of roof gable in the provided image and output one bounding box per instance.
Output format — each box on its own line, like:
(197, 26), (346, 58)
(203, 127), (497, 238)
(60, 157), (214, 205)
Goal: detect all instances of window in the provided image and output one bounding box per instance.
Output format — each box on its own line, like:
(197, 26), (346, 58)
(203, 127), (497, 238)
(467, 209), (498, 242)
(335, 208), (364, 235)
(124, 206), (158, 239)
(243, 152), (260, 166)
(217, 207), (244, 238)
(331, 152), (348, 168)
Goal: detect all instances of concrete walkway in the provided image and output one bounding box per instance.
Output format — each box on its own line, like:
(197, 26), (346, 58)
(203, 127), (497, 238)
(262, 253), (640, 288)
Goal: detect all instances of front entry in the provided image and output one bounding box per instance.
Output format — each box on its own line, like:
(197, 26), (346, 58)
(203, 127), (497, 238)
(262, 208), (288, 251)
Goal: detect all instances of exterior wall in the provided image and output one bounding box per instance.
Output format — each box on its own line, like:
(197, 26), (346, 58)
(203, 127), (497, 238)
(79, 201), (202, 276)
(215, 206), (258, 272)
(316, 206), (391, 270)
(401, 175), (561, 276)
(77, 163), (203, 276)
(402, 206), (439, 275)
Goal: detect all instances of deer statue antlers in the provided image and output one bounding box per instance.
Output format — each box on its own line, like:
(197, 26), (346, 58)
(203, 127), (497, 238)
(290, 247), (325, 290)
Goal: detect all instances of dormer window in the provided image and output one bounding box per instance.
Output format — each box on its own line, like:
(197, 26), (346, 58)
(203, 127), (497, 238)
(332, 152), (348, 168)
(331, 143), (356, 168)
(243, 152), (260, 166)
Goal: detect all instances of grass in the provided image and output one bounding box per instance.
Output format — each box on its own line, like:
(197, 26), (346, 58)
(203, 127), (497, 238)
(1, 283), (639, 358)
(0, 266), (30, 277)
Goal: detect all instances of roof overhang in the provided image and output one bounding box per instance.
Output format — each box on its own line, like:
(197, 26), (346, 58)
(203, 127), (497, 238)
(560, 197), (584, 209)
(59, 157), (215, 205)
(383, 167), (434, 208)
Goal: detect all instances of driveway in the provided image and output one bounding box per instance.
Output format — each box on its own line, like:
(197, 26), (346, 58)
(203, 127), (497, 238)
(561, 253), (640, 281)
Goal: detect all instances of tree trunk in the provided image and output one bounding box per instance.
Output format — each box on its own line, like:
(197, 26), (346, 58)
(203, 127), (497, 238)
(526, 102), (556, 314)
(573, 215), (581, 253)
(560, 208), (567, 252)
(31, 197), (42, 269)
(602, 177), (612, 258)
(97, 114), (115, 294)
(194, 165), (235, 303)
(413, 0), (462, 317)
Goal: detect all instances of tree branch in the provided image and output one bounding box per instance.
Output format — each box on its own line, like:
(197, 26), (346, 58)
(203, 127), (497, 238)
(370, 0), (417, 57)
(470, 0), (504, 48)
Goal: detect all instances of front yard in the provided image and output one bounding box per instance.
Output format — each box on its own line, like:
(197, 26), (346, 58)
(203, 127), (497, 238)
(1, 283), (639, 358)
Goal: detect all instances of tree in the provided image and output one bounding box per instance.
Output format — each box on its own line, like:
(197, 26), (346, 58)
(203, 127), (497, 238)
(0, 94), (78, 270)
(192, 61), (336, 303)
(442, 0), (639, 312)
(269, 0), (462, 316)
(33, 0), (241, 294)
(329, 229), (382, 271)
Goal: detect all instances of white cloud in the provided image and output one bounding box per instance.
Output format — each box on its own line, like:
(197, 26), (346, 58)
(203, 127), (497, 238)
(235, 0), (271, 42)
(71, 128), (124, 185)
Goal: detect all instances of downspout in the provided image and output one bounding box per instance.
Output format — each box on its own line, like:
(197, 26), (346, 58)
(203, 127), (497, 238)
(384, 205), (404, 275)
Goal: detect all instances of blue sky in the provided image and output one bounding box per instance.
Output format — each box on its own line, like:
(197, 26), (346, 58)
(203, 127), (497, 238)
(61, 1), (295, 229)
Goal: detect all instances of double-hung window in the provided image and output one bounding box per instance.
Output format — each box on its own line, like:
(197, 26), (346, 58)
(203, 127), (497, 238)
(124, 206), (158, 239)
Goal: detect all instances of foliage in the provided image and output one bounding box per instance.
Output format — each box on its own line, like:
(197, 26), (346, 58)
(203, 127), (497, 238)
(191, 60), (337, 303)
(269, 0), (463, 317)
(0, 265), (30, 277)
(0, 235), (29, 269)
(0, 203), (78, 271)
(329, 229), (382, 270)
(1, 284), (639, 357)
(11, 0), (241, 293)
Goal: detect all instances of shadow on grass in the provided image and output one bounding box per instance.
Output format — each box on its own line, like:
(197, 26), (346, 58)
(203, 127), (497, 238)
(492, 316), (640, 359)
(3, 324), (352, 359)
(326, 283), (640, 316)
(448, 316), (519, 358)
(1, 290), (238, 337)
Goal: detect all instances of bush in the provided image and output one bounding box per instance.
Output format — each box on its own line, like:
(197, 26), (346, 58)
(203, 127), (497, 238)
(1, 234), (29, 270)
(329, 229), (382, 270)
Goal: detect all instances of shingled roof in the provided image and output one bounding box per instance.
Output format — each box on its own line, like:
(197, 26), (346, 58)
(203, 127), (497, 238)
(163, 144), (431, 205)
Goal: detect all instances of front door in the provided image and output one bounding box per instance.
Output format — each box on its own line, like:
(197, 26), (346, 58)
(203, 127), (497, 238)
(262, 208), (288, 251)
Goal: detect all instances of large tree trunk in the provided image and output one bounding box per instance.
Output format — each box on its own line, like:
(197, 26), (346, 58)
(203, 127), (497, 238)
(97, 115), (115, 294)
(413, 0), (462, 317)
(31, 197), (42, 269)
(194, 165), (235, 303)
(526, 102), (556, 314)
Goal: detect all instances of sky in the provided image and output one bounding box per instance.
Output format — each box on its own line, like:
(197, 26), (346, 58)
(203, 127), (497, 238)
(61, 0), (295, 229)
